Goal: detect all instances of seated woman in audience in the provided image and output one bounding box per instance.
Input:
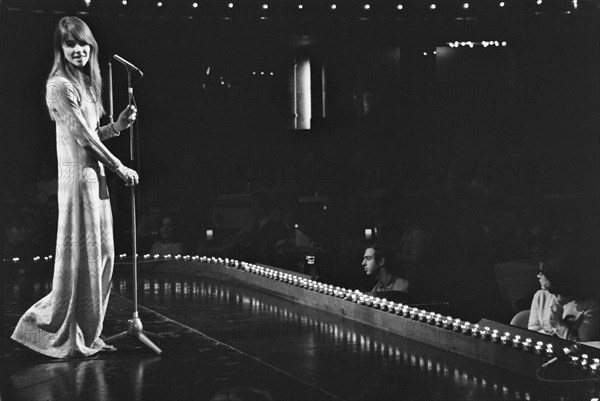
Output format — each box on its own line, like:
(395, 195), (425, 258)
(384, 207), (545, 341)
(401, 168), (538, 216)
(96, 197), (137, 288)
(528, 251), (599, 342)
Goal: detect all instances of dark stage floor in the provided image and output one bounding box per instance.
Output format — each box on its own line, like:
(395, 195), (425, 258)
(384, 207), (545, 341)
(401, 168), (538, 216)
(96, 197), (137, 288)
(1, 263), (595, 400)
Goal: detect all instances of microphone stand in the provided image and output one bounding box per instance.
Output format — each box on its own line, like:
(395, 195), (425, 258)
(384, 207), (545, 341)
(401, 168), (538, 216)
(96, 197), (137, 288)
(105, 61), (162, 355)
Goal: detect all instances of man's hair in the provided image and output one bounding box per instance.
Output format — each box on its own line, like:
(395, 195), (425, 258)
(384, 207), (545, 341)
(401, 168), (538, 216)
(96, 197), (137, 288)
(368, 243), (405, 278)
(369, 243), (390, 265)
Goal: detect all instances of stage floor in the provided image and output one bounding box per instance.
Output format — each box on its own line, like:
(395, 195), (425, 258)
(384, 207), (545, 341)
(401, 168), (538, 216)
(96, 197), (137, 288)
(0, 264), (592, 400)
(2, 279), (338, 400)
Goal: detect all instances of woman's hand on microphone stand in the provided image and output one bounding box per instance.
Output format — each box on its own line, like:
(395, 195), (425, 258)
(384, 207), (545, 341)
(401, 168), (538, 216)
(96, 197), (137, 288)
(117, 164), (139, 187)
(114, 105), (138, 132)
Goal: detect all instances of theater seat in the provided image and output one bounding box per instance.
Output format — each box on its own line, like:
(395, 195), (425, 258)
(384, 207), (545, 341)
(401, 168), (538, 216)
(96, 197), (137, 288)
(510, 309), (530, 328)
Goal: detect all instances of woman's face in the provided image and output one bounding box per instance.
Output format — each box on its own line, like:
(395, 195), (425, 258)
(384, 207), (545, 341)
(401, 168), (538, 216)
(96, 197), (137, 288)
(62, 36), (90, 69)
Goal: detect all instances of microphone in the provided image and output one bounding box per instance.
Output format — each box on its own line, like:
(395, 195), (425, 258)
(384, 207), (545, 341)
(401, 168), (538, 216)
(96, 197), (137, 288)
(541, 344), (579, 368)
(113, 54), (143, 78)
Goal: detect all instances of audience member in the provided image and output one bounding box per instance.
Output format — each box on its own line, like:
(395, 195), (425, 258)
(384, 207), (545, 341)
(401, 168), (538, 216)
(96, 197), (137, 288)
(390, 211), (431, 294)
(138, 204), (163, 254)
(528, 249), (599, 342)
(237, 193), (292, 264)
(150, 216), (185, 256)
(362, 243), (409, 302)
(3, 211), (39, 260)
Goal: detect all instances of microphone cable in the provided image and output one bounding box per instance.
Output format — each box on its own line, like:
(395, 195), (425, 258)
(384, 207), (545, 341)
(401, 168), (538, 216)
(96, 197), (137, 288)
(536, 366), (600, 383)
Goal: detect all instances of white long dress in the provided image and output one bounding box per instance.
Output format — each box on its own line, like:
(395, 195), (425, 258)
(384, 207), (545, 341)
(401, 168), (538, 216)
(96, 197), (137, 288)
(11, 75), (122, 358)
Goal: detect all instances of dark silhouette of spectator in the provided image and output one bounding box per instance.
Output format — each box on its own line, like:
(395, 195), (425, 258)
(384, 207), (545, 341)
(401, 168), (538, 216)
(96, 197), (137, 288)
(389, 209), (431, 296)
(150, 216), (185, 256)
(253, 204), (291, 265)
(138, 204), (163, 254)
(3, 211), (39, 260)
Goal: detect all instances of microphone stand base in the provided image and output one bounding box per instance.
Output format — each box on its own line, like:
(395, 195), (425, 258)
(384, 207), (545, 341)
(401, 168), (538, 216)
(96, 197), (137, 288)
(105, 315), (163, 355)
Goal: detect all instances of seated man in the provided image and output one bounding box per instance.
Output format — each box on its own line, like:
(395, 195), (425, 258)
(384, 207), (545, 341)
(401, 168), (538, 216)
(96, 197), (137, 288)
(362, 243), (409, 302)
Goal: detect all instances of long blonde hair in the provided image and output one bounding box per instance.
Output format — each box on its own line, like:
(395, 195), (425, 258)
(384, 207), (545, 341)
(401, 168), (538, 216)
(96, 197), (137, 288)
(48, 16), (104, 117)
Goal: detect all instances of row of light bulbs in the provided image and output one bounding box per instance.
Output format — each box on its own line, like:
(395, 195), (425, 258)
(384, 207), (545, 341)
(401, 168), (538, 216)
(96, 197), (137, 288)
(79, 0), (583, 15)
(448, 41), (508, 48)
(421, 40), (507, 56)
(11, 253), (600, 375)
(114, 1), (551, 11)
(223, 256), (599, 375)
